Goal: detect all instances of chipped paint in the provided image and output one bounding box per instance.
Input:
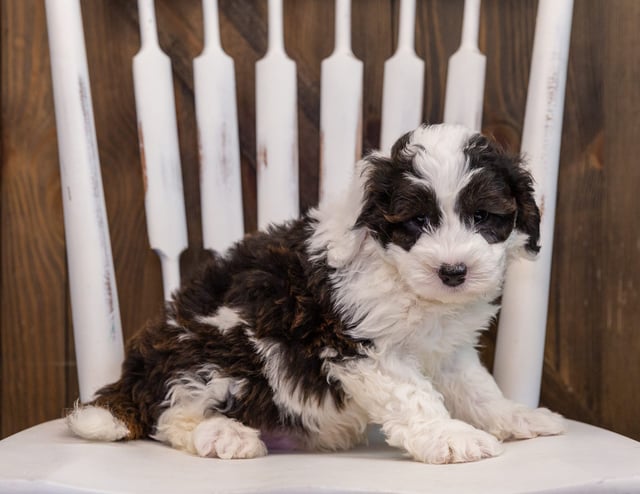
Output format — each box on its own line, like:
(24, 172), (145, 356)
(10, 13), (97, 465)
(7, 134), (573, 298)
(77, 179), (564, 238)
(291, 139), (298, 188)
(319, 129), (325, 199)
(47, 0), (125, 401)
(355, 94), (363, 162)
(220, 123), (231, 184)
(78, 76), (116, 326)
(257, 144), (268, 170)
(545, 61), (560, 127)
(197, 126), (203, 177)
(137, 122), (148, 193)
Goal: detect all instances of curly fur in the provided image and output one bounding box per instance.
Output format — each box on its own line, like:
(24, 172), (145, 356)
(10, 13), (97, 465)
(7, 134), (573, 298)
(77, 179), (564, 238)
(67, 124), (564, 463)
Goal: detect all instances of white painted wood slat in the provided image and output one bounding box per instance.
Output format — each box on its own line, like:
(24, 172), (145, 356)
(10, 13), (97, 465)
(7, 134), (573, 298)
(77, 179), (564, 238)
(319, 0), (363, 205)
(256, 0), (299, 229)
(494, 0), (575, 408)
(443, 0), (486, 132)
(195, 0), (244, 253)
(133, 0), (188, 301)
(379, 0), (424, 153)
(44, 0), (124, 402)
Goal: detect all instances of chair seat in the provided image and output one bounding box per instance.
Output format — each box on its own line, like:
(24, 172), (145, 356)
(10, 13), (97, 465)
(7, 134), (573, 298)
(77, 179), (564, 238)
(0, 419), (638, 494)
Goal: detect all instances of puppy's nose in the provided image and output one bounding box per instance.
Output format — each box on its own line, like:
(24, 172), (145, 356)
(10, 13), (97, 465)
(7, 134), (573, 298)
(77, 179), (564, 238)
(438, 263), (467, 287)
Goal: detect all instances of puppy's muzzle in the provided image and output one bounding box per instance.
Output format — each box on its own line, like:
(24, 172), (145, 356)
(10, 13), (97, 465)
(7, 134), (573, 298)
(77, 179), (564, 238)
(438, 263), (467, 287)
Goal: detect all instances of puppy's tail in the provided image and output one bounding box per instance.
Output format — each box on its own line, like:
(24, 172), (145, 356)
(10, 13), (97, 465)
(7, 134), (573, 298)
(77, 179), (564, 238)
(66, 384), (145, 442)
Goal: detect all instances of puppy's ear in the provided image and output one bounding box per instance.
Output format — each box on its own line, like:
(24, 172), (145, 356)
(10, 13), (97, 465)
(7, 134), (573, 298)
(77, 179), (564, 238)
(508, 160), (541, 255)
(354, 153), (394, 235)
(390, 130), (414, 161)
(353, 131), (421, 246)
(465, 134), (541, 255)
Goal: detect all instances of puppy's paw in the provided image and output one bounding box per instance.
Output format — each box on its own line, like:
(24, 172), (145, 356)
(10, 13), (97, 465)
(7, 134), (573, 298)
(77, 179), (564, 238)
(486, 406), (566, 441)
(193, 417), (267, 459)
(405, 419), (503, 464)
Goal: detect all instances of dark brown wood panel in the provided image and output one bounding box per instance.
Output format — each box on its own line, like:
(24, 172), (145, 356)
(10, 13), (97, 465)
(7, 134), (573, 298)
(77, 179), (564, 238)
(1, 0), (68, 434)
(600, 0), (640, 440)
(2, 0), (639, 441)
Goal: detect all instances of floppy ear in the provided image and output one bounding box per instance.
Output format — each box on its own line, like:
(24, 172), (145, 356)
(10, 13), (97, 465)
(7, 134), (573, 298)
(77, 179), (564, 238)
(321, 130), (423, 267)
(508, 160), (541, 255)
(390, 130), (414, 161)
(356, 129), (418, 214)
(353, 152), (394, 237)
(465, 134), (541, 255)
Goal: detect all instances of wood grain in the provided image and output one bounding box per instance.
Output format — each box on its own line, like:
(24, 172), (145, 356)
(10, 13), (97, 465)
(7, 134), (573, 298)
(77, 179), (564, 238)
(1, 0), (68, 435)
(599, 0), (640, 439)
(1, 0), (639, 441)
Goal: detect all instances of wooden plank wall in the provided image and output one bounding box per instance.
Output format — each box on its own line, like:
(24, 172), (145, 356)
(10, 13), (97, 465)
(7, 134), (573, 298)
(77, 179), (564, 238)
(1, 0), (639, 441)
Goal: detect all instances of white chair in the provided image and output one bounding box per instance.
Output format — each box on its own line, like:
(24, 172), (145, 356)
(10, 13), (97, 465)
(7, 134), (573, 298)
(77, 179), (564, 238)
(1, 0), (639, 493)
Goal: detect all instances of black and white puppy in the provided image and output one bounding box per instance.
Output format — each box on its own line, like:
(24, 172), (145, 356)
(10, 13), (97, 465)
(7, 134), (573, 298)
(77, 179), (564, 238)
(68, 124), (565, 464)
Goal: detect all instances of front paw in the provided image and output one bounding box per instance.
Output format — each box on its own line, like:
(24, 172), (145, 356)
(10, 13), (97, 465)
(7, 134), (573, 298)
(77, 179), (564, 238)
(402, 419), (503, 464)
(486, 406), (566, 441)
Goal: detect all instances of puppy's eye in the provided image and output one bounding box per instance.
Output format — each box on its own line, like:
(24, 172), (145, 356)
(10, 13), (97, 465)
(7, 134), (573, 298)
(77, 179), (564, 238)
(473, 210), (490, 224)
(404, 215), (429, 231)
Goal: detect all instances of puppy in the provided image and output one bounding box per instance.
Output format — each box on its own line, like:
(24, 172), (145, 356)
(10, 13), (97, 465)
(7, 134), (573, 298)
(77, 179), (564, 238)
(67, 124), (565, 464)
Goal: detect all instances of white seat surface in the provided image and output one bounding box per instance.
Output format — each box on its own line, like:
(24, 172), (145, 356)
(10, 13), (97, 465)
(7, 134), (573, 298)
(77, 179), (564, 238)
(0, 419), (638, 494)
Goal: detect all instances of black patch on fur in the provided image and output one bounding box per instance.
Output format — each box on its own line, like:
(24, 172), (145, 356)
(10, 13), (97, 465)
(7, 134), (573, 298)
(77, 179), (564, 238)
(356, 141), (442, 251)
(461, 134), (541, 252)
(91, 217), (370, 440)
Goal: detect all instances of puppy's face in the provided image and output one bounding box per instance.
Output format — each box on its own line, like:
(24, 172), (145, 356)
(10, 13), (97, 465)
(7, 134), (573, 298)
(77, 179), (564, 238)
(355, 124), (540, 304)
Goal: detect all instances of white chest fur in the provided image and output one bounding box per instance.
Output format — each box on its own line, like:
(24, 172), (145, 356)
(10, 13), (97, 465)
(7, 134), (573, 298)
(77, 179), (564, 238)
(404, 301), (499, 376)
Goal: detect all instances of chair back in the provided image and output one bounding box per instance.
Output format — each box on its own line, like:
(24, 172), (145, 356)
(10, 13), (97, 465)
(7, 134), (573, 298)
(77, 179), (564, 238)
(44, 0), (573, 408)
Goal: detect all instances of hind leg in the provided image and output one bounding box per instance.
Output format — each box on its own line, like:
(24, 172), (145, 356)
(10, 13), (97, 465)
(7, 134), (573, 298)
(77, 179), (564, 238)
(153, 406), (267, 459)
